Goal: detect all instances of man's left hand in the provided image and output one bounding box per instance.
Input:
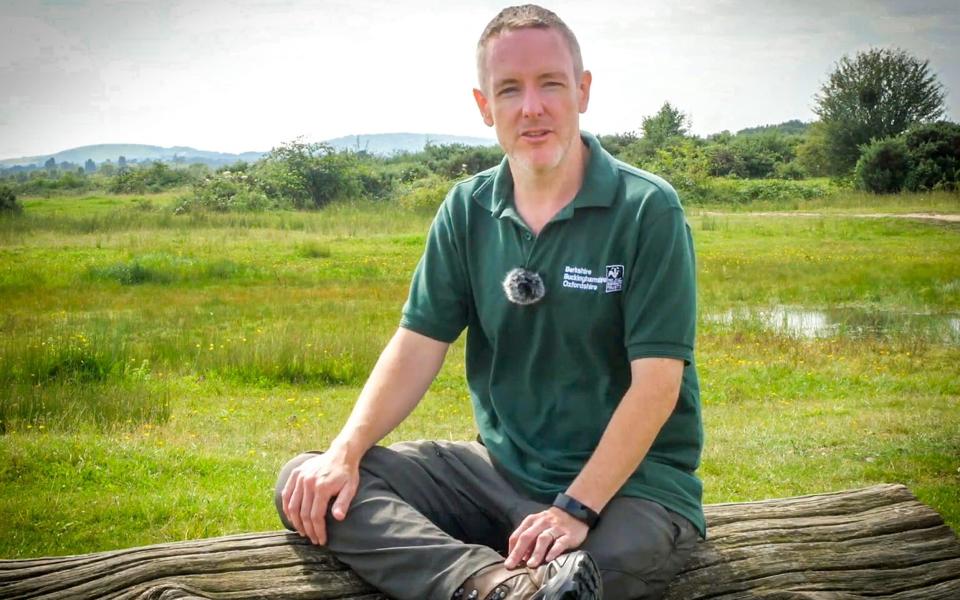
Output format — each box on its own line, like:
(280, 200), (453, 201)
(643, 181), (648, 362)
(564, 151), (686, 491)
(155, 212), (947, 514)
(505, 506), (589, 569)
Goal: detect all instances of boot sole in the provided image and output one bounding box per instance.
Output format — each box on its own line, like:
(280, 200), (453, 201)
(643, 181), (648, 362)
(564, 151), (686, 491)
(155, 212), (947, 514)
(532, 551), (602, 599)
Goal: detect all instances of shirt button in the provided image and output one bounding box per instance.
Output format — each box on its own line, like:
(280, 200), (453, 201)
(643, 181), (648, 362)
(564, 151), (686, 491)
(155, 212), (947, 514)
(524, 232), (533, 241)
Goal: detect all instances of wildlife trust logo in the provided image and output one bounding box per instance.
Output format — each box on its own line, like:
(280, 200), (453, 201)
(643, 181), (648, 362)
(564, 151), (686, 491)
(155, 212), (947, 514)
(605, 265), (624, 293)
(562, 264), (624, 293)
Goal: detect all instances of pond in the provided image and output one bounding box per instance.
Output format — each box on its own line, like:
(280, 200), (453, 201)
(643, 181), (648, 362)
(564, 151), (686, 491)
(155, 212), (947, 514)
(705, 306), (960, 345)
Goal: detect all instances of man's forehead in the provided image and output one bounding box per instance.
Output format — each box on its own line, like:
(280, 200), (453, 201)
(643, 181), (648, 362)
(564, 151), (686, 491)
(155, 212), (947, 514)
(482, 27), (576, 79)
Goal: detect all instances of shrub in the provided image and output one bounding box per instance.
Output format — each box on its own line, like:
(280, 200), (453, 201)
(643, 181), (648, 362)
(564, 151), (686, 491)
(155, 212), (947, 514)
(774, 161), (808, 180)
(795, 122), (832, 177)
(423, 144), (503, 178)
(0, 185), (21, 212)
(854, 137), (911, 193)
(179, 170), (275, 213)
(705, 144), (744, 177)
(111, 162), (197, 194)
(397, 175), (453, 212)
(902, 121), (960, 191)
(255, 140), (364, 209)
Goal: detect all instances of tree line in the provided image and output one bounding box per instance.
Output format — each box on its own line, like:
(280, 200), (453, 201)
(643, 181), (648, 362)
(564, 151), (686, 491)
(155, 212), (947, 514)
(2, 46), (957, 213)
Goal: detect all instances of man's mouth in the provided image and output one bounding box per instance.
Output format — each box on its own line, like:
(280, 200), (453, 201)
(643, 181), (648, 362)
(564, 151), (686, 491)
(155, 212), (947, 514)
(521, 129), (551, 141)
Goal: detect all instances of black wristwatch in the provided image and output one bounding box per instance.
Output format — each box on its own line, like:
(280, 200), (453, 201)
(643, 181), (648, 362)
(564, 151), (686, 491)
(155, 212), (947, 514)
(552, 492), (600, 528)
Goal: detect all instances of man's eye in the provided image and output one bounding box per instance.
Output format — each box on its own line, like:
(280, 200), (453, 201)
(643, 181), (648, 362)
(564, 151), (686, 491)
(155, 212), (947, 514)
(498, 87), (518, 96)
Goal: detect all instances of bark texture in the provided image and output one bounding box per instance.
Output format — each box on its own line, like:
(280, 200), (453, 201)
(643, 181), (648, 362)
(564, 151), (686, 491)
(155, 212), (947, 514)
(1, 484), (957, 599)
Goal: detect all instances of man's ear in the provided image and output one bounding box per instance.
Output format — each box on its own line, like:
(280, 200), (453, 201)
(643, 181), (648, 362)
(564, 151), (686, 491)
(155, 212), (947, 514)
(473, 88), (495, 127)
(578, 70), (592, 114)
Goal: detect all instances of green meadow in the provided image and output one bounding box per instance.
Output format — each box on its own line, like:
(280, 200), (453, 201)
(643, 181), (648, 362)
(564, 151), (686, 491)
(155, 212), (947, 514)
(1, 191), (958, 558)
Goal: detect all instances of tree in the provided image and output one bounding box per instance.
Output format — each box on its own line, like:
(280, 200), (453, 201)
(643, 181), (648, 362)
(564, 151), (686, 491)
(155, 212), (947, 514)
(641, 101), (690, 150)
(795, 122), (832, 177)
(118, 155), (128, 171)
(84, 159), (97, 173)
(854, 137), (911, 193)
(814, 47), (946, 174)
(902, 121), (960, 191)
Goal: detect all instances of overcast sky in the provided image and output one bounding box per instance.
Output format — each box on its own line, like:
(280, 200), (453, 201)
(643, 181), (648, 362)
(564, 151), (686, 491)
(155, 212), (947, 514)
(1, 0), (958, 159)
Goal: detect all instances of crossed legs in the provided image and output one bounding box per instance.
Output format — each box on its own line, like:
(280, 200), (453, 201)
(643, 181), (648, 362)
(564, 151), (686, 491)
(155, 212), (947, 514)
(274, 441), (697, 600)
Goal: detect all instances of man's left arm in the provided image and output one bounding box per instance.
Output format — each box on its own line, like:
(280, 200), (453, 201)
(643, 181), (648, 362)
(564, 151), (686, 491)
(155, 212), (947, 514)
(505, 356), (683, 569)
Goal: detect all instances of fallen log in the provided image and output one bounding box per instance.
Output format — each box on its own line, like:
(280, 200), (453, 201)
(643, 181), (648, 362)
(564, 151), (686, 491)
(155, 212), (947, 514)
(1, 484), (957, 599)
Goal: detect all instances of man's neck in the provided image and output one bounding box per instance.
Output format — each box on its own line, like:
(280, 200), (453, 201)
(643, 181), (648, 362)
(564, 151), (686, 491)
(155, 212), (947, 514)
(511, 139), (589, 235)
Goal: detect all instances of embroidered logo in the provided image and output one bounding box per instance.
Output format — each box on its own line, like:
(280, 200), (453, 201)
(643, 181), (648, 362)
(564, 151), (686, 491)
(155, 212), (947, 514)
(605, 265), (624, 293)
(561, 265), (624, 293)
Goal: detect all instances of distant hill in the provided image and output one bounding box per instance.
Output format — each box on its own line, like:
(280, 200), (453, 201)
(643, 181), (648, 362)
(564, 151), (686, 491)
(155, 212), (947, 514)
(736, 120), (811, 137)
(324, 133), (495, 155)
(0, 144), (265, 168)
(0, 133), (497, 168)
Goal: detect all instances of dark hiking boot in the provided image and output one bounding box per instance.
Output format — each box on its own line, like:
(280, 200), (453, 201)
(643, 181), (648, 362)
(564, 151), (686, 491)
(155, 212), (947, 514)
(452, 550), (602, 600)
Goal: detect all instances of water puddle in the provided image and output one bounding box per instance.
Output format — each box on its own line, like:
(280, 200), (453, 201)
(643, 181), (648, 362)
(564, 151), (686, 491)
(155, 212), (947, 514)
(705, 306), (960, 345)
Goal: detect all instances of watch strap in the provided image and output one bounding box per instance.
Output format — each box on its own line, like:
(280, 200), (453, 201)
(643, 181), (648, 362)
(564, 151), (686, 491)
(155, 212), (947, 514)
(552, 492), (600, 528)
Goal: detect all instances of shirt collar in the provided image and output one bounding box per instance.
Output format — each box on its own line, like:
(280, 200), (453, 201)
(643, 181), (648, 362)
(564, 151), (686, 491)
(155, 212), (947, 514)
(473, 131), (619, 218)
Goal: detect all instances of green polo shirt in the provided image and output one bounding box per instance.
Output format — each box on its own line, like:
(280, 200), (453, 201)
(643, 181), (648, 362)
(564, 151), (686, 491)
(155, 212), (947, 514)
(400, 131), (704, 537)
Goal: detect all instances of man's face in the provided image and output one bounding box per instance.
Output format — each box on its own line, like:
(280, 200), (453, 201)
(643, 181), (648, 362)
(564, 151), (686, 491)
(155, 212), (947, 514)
(474, 27), (591, 177)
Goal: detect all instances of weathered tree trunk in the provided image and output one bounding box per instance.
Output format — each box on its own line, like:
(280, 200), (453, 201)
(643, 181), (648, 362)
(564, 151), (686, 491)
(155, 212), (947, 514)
(1, 484), (957, 599)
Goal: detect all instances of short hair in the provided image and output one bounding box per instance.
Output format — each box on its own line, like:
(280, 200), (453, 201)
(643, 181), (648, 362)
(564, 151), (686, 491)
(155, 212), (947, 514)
(476, 4), (584, 90)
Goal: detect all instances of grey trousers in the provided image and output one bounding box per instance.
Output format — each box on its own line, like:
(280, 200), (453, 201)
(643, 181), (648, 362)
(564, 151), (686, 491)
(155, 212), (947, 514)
(274, 440), (698, 600)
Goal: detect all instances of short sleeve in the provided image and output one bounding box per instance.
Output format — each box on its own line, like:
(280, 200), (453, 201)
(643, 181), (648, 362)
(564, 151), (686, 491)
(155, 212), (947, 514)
(623, 201), (696, 364)
(399, 200), (471, 343)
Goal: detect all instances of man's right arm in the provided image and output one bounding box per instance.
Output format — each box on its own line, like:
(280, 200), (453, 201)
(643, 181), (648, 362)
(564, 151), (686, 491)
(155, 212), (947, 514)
(280, 326), (450, 545)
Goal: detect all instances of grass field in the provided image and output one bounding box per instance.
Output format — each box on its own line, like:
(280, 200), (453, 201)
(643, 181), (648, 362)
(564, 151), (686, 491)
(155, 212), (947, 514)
(1, 190), (958, 558)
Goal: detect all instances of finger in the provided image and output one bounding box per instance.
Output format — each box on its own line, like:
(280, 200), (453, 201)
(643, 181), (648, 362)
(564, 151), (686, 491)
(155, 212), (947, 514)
(285, 475), (305, 535)
(508, 515), (535, 555)
(526, 530), (556, 569)
(299, 485), (318, 543)
(310, 491), (331, 545)
(280, 469), (297, 511)
(544, 535), (570, 563)
(507, 527), (520, 556)
(330, 478), (357, 521)
(505, 526), (538, 569)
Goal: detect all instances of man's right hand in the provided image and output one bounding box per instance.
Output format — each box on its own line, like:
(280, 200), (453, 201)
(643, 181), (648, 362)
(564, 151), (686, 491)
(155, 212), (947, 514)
(280, 447), (360, 545)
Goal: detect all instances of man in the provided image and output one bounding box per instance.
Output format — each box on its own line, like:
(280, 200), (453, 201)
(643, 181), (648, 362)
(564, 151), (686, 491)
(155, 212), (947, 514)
(276, 5), (704, 599)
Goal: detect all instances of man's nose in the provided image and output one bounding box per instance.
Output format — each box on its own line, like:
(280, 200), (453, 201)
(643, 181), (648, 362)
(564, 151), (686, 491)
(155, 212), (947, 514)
(521, 87), (545, 118)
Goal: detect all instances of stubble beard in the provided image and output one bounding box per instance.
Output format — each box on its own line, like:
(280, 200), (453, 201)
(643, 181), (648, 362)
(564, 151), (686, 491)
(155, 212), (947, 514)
(507, 132), (573, 179)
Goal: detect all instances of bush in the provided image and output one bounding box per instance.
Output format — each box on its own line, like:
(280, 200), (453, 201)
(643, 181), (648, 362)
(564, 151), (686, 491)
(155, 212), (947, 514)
(632, 138), (711, 198)
(774, 161), (807, 180)
(902, 121), (960, 191)
(854, 137), (911, 193)
(715, 178), (835, 203)
(354, 162), (397, 200)
(705, 144), (744, 177)
(397, 175), (453, 212)
(111, 162), (197, 194)
(178, 170), (275, 213)
(0, 185), (21, 213)
(255, 140), (364, 209)
(422, 144), (503, 178)
(795, 122), (832, 177)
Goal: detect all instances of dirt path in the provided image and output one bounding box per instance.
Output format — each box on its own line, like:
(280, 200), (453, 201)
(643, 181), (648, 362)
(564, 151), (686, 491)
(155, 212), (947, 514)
(700, 211), (960, 223)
